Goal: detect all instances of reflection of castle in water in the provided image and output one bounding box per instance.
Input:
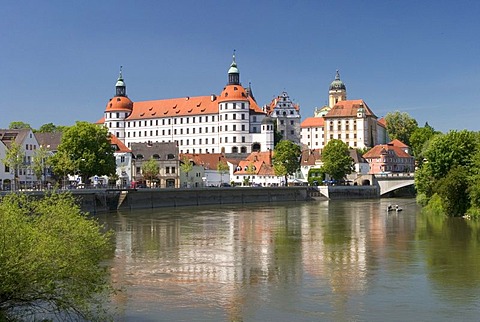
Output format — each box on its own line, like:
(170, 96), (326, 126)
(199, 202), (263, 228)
(107, 201), (417, 318)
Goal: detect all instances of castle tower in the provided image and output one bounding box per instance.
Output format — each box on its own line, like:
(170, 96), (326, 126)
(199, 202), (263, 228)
(328, 70), (347, 108)
(218, 52), (251, 153)
(104, 66), (133, 142)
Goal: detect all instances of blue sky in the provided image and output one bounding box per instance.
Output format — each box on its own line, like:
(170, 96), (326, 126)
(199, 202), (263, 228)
(1, 0), (479, 132)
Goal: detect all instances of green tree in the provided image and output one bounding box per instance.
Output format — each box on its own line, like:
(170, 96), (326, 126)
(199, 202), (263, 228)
(385, 111), (418, 146)
(8, 121), (32, 130)
(436, 166), (470, 217)
(409, 123), (438, 163)
(1, 142), (25, 191)
(273, 140), (301, 186)
(141, 158), (159, 188)
(37, 122), (67, 133)
(32, 146), (50, 188)
(320, 139), (354, 181)
(415, 130), (480, 216)
(180, 156), (193, 187)
(217, 160), (229, 185)
(0, 193), (113, 321)
(54, 121), (116, 184)
(50, 150), (76, 188)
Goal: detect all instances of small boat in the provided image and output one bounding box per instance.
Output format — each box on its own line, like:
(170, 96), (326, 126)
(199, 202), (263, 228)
(387, 204), (402, 212)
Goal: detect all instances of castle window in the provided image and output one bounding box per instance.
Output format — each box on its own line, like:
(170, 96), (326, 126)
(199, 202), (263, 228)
(233, 125), (236, 131)
(233, 114), (236, 120)
(242, 103), (245, 109)
(242, 136), (245, 143)
(225, 114), (228, 120)
(241, 114), (245, 120)
(242, 125), (245, 131)
(233, 103), (236, 109)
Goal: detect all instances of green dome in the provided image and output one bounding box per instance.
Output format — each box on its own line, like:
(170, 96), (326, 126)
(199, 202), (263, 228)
(329, 70), (346, 91)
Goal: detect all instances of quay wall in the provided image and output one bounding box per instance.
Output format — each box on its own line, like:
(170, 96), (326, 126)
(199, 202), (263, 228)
(1, 186), (379, 214)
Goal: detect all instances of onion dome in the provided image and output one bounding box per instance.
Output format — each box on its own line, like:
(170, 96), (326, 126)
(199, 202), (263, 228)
(329, 70), (346, 91)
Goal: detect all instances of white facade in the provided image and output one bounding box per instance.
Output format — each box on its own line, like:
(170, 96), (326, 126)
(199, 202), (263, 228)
(0, 141), (13, 190)
(103, 56), (274, 155)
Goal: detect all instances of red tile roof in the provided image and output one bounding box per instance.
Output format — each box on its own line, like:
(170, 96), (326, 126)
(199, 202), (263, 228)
(105, 96), (133, 112)
(325, 99), (377, 118)
(180, 153), (228, 170)
(388, 139), (408, 148)
(127, 96), (218, 120)
(377, 117), (387, 128)
(110, 134), (131, 153)
(363, 143), (412, 159)
(301, 117), (325, 128)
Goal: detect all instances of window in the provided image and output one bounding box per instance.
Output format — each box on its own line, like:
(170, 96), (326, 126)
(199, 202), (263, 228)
(172, 167), (175, 174)
(242, 124), (246, 131)
(233, 125), (236, 131)
(225, 114), (228, 120)
(241, 114), (245, 120)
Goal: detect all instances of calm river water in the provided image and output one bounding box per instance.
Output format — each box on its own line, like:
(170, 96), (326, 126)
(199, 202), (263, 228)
(98, 198), (480, 322)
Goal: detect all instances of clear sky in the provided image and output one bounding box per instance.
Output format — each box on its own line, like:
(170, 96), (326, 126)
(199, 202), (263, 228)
(1, 0), (479, 133)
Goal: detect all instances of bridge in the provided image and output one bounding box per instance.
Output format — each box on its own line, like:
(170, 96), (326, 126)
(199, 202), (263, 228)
(373, 173), (415, 196)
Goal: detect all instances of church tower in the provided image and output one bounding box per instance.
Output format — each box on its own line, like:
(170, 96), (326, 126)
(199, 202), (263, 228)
(328, 70), (347, 108)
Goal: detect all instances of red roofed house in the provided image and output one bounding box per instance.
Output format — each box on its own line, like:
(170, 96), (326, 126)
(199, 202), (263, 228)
(101, 54), (274, 155)
(232, 151), (282, 186)
(362, 140), (414, 174)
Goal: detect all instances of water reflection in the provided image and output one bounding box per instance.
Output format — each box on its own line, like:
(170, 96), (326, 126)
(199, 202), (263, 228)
(98, 199), (480, 321)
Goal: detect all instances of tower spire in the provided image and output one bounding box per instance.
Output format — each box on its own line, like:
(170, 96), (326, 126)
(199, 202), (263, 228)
(227, 50), (240, 85)
(115, 66), (126, 97)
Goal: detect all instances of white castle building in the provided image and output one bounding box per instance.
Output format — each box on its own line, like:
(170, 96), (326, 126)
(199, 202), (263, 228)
(101, 54), (274, 155)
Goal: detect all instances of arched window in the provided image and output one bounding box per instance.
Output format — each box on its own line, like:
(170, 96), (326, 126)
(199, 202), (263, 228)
(251, 143), (261, 152)
(232, 147), (238, 153)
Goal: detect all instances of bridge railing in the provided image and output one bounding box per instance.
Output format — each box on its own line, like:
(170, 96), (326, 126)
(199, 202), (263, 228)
(374, 172), (415, 178)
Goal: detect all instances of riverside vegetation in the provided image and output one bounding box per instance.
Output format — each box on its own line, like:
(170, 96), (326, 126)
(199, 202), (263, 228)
(0, 192), (114, 321)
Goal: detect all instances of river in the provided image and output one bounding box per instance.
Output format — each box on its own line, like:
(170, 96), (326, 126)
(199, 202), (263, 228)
(97, 198), (480, 321)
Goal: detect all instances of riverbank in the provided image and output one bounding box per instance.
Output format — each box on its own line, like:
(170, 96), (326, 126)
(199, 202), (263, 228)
(0, 185), (381, 214)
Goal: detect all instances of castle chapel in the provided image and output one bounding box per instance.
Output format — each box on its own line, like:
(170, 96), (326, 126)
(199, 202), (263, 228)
(101, 54), (274, 154)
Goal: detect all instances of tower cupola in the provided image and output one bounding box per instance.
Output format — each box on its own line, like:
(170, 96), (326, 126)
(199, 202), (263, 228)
(328, 70), (347, 108)
(115, 66), (127, 97)
(227, 51), (240, 85)
(329, 70), (346, 91)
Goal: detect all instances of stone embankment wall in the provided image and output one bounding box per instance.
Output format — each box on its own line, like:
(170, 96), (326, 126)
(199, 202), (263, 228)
(0, 186), (379, 214)
(73, 187), (311, 214)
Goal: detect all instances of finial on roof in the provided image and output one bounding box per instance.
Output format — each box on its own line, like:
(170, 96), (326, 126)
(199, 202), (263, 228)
(335, 69), (340, 80)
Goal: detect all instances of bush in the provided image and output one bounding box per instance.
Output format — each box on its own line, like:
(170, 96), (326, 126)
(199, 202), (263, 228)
(0, 192), (114, 321)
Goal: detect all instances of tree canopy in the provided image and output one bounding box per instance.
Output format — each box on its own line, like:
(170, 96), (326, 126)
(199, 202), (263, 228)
(217, 160), (229, 184)
(415, 130), (480, 217)
(385, 111), (418, 146)
(409, 122), (438, 162)
(141, 158), (159, 188)
(37, 122), (68, 133)
(51, 122), (116, 184)
(1, 142), (25, 191)
(273, 140), (301, 186)
(8, 121), (32, 130)
(0, 193), (113, 321)
(320, 139), (354, 181)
